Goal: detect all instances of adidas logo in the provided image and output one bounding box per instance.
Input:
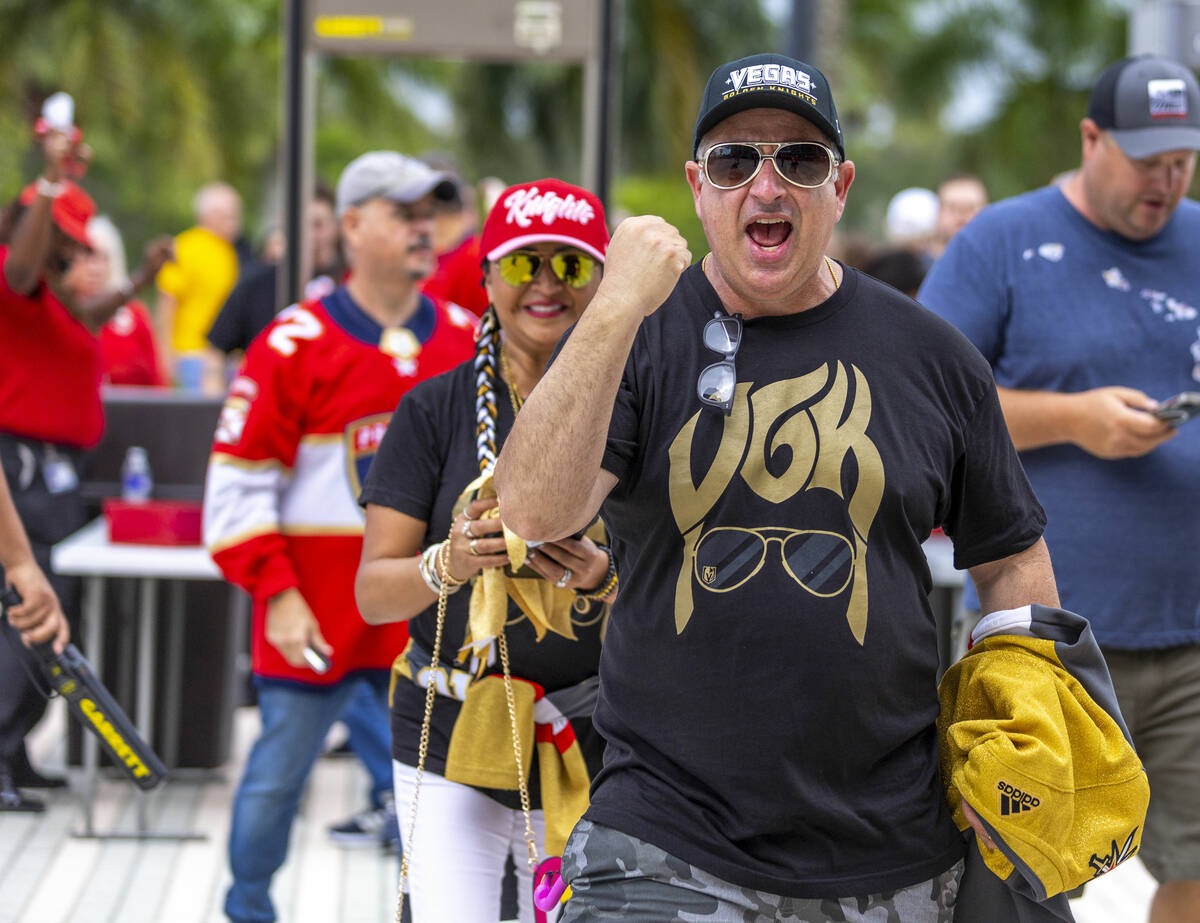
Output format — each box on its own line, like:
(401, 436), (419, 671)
(997, 780), (1040, 816)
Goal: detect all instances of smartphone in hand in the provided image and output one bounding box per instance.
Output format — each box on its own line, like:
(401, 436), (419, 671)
(303, 646), (331, 674)
(1152, 392), (1200, 427)
(505, 528), (589, 578)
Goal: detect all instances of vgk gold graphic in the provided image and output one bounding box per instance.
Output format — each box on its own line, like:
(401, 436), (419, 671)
(668, 362), (884, 643)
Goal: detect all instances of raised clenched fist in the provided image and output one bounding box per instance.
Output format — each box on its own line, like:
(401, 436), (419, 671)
(598, 215), (692, 318)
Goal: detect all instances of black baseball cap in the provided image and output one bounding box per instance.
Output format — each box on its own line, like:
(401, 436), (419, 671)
(1088, 55), (1200, 158)
(693, 53), (844, 160)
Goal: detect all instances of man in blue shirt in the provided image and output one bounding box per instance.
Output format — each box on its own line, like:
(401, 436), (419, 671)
(920, 55), (1200, 923)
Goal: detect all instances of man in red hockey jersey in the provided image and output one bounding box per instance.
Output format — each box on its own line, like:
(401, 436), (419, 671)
(203, 151), (478, 923)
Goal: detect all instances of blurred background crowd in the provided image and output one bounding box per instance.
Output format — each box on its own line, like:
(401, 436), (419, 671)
(1, 0), (1183, 380)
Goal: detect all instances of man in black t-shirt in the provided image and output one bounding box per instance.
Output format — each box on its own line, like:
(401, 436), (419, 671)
(206, 182), (343, 357)
(496, 54), (1059, 921)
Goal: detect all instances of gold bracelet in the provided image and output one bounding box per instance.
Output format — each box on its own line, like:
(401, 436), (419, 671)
(576, 546), (618, 601)
(436, 541), (468, 588)
(579, 570), (618, 601)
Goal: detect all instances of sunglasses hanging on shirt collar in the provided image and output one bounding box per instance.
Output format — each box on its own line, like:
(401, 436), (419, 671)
(697, 312), (743, 415)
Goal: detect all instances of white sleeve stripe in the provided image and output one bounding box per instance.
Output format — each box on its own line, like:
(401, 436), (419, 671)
(203, 461), (288, 549)
(277, 440), (365, 529)
(204, 439), (367, 551)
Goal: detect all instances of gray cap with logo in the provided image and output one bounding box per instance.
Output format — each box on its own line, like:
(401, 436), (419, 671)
(335, 151), (458, 216)
(1088, 55), (1200, 158)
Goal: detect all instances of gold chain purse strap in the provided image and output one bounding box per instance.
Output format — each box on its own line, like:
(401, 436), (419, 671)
(395, 311), (539, 920)
(397, 532), (455, 920)
(495, 335), (540, 870)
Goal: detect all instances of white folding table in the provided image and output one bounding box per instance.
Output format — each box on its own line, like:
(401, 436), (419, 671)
(51, 516), (223, 840)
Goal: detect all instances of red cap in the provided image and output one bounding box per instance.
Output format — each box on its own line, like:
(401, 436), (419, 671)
(19, 179), (96, 247)
(480, 179), (609, 264)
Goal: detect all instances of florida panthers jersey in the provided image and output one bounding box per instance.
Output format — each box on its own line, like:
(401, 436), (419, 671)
(203, 288), (478, 684)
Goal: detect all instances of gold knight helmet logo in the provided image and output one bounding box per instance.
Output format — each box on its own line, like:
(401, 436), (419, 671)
(667, 362), (884, 644)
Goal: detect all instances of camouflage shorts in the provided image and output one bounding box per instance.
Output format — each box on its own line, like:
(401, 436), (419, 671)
(559, 819), (963, 923)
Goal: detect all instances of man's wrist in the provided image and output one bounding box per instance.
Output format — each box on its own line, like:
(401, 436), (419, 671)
(588, 290), (648, 329)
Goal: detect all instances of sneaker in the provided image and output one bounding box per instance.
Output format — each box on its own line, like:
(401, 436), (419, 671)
(0, 760), (45, 813)
(12, 745), (68, 789)
(328, 793), (399, 849)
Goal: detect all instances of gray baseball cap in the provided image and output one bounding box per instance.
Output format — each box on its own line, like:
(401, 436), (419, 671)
(1088, 55), (1200, 158)
(335, 151), (458, 216)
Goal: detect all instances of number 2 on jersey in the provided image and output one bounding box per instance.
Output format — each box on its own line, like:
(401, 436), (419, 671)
(267, 306), (323, 356)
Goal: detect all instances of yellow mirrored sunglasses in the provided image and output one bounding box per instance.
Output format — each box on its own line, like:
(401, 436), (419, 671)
(497, 250), (598, 289)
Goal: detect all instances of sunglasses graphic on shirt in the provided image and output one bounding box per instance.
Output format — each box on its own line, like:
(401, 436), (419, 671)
(693, 526), (855, 596)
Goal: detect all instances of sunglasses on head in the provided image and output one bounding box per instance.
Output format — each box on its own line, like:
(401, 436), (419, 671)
(700, 141), (840, 191)
(497, 250), (598, 289)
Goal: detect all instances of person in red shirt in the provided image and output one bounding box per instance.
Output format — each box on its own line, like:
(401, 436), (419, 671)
(0, 127), (170, 810)
(62, 215), (167, 387)
(203, 151), (476, 923)
(420, 171), (489, 316)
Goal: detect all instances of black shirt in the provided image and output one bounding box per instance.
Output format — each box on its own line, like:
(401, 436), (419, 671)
(207, 263), (278, 354)
(586, 263), (1046, 897)
(360, 358), (607, 807)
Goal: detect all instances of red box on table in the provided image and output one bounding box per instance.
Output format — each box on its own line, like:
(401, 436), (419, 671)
(103, 499), (203, 546)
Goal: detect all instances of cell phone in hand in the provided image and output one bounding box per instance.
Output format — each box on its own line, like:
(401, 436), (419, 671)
(505, 528), (588, 578)
(1151, 392), (1200, 427)
(303, 646), (331, 674)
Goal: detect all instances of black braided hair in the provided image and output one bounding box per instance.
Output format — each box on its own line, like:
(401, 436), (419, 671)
(473, 305), (501, 474)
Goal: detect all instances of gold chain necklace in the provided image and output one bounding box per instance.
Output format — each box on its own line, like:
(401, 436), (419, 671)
(499, 343), (524, 416)
(701, 252), (839, 287)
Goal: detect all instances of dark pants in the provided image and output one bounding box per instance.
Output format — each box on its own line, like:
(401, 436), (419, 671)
(0, 434), (85, 762)
(560, 819), (963, 922)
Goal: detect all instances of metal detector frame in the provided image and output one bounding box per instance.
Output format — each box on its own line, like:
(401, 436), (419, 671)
(277, 0), (616, 311)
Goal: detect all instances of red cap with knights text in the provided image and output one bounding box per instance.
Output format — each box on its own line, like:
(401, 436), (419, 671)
(480, 178), (609, 264)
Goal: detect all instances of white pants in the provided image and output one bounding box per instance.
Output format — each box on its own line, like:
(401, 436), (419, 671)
(394, 760), (559, 923)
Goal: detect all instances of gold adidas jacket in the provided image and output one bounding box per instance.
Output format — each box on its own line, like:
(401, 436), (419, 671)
(938, 605), (1149, 915)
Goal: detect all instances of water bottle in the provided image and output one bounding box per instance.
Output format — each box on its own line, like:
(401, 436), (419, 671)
(120, 446), (153, 503)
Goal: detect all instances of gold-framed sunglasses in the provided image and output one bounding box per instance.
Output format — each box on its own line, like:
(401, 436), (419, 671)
(700, 141), (840, 190)
(693, 526), (855, 596)
(497, 250), (598, 289)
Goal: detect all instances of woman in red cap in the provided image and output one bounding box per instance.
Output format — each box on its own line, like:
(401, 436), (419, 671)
(62, 215), (168, 387)
(357, 179), (613, 921)
(0, 126), (170, 809)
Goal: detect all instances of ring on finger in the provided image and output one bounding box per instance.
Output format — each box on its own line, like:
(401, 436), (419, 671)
(469, 537), (480, 555)
(556, 567), (573, 588)
(461, 518), (473, 538)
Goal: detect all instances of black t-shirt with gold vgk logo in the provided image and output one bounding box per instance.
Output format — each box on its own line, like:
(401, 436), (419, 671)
(586, 262), (1046, 898)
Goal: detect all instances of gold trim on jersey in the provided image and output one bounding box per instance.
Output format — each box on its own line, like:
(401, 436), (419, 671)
(207, 523), (282, 555)
(209, 453), (292, 474)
